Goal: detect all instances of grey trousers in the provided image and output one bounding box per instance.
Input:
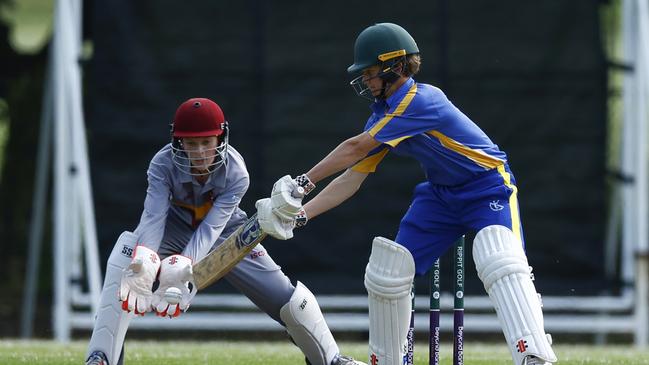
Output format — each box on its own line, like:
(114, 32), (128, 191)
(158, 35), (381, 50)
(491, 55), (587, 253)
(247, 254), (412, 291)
(157, 210), (295, 323)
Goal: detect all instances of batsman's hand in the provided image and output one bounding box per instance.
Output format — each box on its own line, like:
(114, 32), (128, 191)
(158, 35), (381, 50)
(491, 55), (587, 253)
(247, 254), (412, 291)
(270, 175), (305, 221)
(119, 245), (161, 315)
(256, 198), (296, 240)
(152, 254), (197, 318)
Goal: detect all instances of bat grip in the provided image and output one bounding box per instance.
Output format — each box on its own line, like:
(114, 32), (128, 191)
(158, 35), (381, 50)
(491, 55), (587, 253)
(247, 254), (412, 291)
(291, 186), (305, 198)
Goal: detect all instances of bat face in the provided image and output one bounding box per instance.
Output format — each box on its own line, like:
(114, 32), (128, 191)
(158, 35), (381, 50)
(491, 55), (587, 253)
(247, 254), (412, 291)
(235, 216), (263, 249)
(192, 213), (267, 290)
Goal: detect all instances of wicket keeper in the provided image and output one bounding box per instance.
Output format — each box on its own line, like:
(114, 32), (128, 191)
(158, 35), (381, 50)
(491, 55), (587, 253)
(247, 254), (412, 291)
(85, 98), (365, 365)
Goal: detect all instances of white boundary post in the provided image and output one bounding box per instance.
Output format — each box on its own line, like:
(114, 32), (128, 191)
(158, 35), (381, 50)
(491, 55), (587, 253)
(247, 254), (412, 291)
(49, 0), (102, 342)
(633, 0), (649, 348)
(52, 0), (70, 342)
(622, 0), (649, 348)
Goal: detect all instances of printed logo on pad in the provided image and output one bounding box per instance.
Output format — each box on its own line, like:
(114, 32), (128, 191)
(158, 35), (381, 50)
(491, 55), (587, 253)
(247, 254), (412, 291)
(516, 339), (528, 353)
(121, 245), (133, 258)
(370, 353), (378, 365)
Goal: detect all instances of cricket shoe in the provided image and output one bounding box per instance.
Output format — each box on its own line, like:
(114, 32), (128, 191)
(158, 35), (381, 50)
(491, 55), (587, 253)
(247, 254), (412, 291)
(85, 351), (108, 365)
(331, 354), (367, 365)
(523, 355), (553, 365)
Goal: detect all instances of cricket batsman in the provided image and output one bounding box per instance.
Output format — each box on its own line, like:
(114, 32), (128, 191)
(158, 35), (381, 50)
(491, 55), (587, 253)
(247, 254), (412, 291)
(85, 98), (365, 365)
(272, 23), (558, 365)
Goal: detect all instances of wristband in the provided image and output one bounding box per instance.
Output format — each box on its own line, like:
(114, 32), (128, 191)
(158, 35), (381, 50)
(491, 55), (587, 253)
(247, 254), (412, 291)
(295, 174), (316, 195)
(295, 209), (308, 227)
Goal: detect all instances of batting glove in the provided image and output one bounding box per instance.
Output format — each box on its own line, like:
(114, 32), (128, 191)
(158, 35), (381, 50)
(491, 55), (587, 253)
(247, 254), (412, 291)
(269, 175), (304, 221)
(257, 198), (296, 240)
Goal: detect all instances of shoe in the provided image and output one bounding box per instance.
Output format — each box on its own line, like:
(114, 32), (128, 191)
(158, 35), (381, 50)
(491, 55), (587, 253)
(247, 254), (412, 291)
(331, 354), (368, 365)
(524, 355), (552, 365)
(85, 351), (109, 365)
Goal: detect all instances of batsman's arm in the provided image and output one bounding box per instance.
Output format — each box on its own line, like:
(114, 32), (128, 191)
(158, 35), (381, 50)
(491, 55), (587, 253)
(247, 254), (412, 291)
(304, 169), (368, 219)
(191, 185), (301, 290)
(305, 132), (380, 184)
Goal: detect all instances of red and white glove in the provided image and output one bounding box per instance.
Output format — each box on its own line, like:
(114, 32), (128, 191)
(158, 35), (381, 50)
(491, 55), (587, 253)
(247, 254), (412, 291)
(152, 254), (197, 318)
(119, 245), (160, 315)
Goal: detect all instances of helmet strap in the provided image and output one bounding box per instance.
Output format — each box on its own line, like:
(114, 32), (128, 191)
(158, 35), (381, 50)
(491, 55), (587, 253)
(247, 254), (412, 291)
(377, 57), (405, 99)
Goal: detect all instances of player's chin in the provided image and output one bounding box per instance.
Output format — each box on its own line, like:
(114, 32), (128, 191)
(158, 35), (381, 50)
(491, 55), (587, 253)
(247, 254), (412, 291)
(192, 161), (211, 170)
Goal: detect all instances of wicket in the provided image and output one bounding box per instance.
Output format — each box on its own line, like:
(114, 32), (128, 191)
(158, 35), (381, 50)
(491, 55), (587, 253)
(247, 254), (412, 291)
(407, 237), (465, 365)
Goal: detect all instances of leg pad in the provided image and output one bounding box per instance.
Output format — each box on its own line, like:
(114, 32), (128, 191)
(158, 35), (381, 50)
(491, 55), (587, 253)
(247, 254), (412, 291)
(364, 237), (415, 365)
(473, 225), (556, 365)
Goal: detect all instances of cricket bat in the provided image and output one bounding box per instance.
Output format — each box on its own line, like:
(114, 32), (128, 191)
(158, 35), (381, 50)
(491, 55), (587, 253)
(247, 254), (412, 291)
(192, 213), (267, 290)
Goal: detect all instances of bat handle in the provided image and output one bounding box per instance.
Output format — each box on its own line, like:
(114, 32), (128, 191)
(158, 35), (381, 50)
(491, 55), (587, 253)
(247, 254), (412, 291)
(291, 186), (305, 198)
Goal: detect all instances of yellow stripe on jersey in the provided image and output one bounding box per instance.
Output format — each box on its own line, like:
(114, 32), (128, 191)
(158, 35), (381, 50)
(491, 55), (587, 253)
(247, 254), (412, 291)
(172, 200), (213, 223)
(368, 83), (418, 138)
(385, 135), (410, 147)
(351, 147), (390, 173)
(497, 164), (522, 242)
(427, 131), (504, 170)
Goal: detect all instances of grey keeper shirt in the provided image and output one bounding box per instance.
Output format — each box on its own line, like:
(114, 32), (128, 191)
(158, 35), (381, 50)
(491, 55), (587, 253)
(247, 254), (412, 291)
(132, 143), (250, 262)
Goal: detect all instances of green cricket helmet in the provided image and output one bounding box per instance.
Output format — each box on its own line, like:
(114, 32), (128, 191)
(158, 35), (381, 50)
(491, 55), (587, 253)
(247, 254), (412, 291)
(348, 23), (419, 100)
(347, 23), (419, 74)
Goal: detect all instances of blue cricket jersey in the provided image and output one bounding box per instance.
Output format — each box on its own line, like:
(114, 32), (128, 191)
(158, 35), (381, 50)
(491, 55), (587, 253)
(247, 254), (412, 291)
(352, 77), (508, 186)
(351, 78), (524, 273)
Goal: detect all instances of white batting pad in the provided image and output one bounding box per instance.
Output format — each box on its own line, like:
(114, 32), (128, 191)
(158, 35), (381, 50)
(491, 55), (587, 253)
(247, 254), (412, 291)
(280, 281), (339, 365)
(86, 231), (137, 365)
(364, 237), (415, 365)
(473, 225), (557, 365)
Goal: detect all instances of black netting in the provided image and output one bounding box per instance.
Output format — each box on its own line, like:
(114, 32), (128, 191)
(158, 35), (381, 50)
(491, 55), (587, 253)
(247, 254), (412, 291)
(87, 0), (607, 295)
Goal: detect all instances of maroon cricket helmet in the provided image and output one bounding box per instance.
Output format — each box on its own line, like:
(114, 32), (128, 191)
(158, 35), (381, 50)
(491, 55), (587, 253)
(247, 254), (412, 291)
(170, 98), (230, 175)
(172, 98), (226, 138)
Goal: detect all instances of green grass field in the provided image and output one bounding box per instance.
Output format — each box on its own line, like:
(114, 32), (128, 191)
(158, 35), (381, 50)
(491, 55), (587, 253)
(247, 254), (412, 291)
(1, 340), (649, 365)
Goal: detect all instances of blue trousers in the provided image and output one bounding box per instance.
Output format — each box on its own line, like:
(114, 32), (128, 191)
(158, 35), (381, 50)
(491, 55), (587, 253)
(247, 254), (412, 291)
(395, 165), (524, 275)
